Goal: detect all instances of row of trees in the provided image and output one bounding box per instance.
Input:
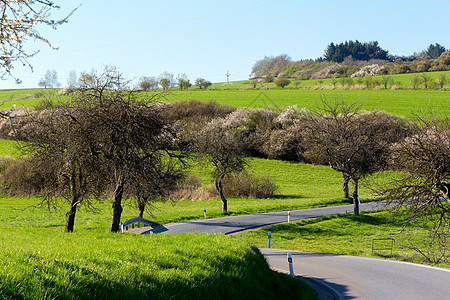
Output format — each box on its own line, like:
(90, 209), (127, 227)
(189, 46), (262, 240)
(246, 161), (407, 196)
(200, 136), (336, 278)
(138, 72), (211, 91)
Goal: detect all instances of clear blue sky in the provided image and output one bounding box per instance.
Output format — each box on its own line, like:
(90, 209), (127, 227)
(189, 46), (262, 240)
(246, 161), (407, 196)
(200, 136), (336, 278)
(2, 0), (449, 89)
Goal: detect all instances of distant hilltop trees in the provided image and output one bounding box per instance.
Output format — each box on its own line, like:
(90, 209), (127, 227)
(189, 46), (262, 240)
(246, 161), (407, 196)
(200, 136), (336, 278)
(250, 41), (449, 80)
(324, 40), (389, 63)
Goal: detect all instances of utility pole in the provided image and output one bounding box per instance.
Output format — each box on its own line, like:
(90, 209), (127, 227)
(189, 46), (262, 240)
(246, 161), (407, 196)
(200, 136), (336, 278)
(225, 70), (230, 84)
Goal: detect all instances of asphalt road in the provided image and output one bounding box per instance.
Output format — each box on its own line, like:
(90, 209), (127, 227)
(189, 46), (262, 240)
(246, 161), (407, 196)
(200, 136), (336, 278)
(261, 248), (450, 300)
(127, 203), (450, 299)
(129, 202), (381, 235)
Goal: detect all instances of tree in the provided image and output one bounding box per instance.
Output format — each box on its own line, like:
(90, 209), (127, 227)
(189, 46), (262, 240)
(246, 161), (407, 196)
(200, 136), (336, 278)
(67, 70), (77, 88)
(72, 67), (185, 232)
(426, 43), (447, 59)
(421, 73), (431, 89)
(195, 117), (247, 213)
(274, 78), (291, 88)
(195, 78), (212, 90)
(17, 107), (105, 232)
(0, 1), (76, 83)
(324, 40), (389, 63)
(139, 76), (158, 90)
(302, 100), (412, 215)
(380, 75), (394, 89)
(436, 73), (447, 89)
(411, 75), (420, 89)
(158, 71), (174, 90)
(38, 69), (60, 88)
(379, 113), (450, 263)
(177, 76), (191, 91)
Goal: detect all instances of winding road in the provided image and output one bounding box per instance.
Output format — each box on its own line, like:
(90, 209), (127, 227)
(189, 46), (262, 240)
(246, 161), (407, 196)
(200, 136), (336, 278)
(128, 203), (450, 299)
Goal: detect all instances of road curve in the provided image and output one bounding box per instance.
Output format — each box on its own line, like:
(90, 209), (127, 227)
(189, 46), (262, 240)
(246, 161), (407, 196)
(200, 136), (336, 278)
(129, 202), (381, 235)
(261, 248), (450, 300)
(127, 203), (450, 299)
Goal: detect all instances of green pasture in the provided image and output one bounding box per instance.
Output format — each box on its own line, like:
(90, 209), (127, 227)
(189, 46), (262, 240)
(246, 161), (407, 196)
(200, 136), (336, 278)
(161, 88), (449, 118)
(236, 208), (450, 268)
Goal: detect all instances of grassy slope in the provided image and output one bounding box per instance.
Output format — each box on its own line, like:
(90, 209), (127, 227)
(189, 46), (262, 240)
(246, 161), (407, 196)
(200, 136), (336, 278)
(0, 228), (315, 299)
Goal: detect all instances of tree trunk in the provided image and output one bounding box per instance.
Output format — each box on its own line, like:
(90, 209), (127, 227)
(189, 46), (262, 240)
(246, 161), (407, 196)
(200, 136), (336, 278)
(351, 177), (360, 216)
(138, 199), (146, 218)
(65, 173), (79, 233)
(216, 178), (227, 213)
(65, 203), (77, 233)
(109, 175), (125, 232)
(342, 172), (350, 200)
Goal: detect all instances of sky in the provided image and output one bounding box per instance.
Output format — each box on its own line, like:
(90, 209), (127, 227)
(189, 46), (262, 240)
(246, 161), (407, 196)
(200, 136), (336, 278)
(2, 0), (450, 89)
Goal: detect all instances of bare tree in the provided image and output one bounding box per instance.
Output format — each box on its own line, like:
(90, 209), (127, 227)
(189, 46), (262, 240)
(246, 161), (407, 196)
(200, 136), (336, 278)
(195, 117), (247, 212)
(379, 113), (450, 263)
(70, 67), (185, 232)
(17, 106), (105, 232)
(302, 100), (413, 215)
(38, 69), (60, 88)
(0, 1), (76, 82)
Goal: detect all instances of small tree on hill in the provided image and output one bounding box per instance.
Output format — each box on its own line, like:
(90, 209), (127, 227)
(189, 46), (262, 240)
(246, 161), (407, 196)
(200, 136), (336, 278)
(275, 78), (291, 88)
(302, 100), (413, 215)
(194, 117), (247, 213)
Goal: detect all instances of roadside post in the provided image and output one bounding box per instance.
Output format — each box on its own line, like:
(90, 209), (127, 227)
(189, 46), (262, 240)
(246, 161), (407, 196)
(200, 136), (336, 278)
(288, 211), (290, 222)
(268, 232), (272, 248)
(204, 208), (207, 218)
(287, 253), (294, 277)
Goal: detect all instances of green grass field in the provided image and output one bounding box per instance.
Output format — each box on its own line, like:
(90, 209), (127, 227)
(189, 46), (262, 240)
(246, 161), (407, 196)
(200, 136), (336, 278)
(159, 88), (450, 119)
(0, 227), (315, 299)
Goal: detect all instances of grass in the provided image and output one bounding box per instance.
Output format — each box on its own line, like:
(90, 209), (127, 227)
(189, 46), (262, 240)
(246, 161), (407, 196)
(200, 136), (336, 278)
(0, 227), (315, 299)
(159, 88), (450, 119)
(0, 139), (20, 157)
(236, 209), (450, 268)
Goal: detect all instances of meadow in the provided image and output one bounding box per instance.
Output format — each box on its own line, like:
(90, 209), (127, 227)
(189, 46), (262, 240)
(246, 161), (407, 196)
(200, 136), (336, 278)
(1, 73), (449, 298)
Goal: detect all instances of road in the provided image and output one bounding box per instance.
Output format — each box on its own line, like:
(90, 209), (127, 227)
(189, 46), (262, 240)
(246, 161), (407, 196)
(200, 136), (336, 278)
(129, 202), (381, 235)
(127, 203), (450, 299)
(261, 248), (450, 300)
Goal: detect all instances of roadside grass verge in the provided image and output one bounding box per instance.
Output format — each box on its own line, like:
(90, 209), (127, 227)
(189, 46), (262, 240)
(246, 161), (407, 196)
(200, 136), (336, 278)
(236, 209), (450, 268)
(0, 228), (315, 299)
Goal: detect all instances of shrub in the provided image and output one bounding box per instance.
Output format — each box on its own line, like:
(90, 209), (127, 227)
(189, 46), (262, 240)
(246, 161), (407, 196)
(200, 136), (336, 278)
(209, 172), (278, 199)
(164, 100), (235, 124)
(274, 78), (291, 88)
(0, 157), (54, 196)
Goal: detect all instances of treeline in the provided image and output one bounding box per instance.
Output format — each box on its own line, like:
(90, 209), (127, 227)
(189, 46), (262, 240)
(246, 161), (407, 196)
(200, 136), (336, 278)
(250, 41), (450, 80)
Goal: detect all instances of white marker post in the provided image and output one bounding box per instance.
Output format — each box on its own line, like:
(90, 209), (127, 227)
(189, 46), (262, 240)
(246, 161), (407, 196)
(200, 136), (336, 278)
(287, 253), (294, 277)
(268, 232), (272, 248)
(288, 211), (290, 222)
(204, 208), (207, 218)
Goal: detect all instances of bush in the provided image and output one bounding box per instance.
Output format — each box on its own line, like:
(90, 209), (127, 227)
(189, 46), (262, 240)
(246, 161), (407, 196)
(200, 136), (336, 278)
(164, 100), (235, 124)
(274, 78), (291, 88)
(0, 157), (52, 196)
(210, 172), (278, 199)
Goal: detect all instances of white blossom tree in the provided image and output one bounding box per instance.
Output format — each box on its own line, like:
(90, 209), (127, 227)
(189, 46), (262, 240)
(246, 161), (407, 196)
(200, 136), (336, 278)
(0, 1), (76, 83)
